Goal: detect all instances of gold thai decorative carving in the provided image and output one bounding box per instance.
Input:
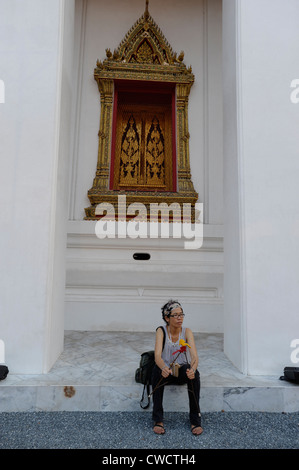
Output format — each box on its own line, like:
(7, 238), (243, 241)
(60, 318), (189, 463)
(113, 103), (172, 192)
(85, 1), (198, 221)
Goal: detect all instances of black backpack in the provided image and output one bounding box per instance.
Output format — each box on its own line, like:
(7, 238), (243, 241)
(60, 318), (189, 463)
(135, 326), (165, 409)
(0, 365), (9, 381)
(279, 367), (299, 384)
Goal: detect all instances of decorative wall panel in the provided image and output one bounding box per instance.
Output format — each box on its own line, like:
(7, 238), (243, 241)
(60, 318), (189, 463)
(85, 1), (198, 221)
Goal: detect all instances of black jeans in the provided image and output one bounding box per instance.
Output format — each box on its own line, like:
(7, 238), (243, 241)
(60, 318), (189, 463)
(151, 363), (201, 426)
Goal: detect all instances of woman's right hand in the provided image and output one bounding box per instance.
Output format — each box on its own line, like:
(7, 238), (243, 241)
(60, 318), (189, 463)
(161, 366), (172, 378)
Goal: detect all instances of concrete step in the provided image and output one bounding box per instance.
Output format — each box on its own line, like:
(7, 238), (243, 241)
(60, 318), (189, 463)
(0, 331), (298, 412)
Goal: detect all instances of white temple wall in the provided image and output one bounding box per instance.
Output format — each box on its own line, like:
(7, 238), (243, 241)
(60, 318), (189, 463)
(222, 0), (299, 375)
(65, 0), (224, 333)
(2, 0), (298, 377)
(0, 0), (75, 373)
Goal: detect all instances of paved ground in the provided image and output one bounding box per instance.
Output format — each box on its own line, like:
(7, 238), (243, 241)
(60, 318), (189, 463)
(0, 411), (298, 451)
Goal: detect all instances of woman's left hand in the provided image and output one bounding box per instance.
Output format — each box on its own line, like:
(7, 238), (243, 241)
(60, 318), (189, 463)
(186, 368), (195, 380)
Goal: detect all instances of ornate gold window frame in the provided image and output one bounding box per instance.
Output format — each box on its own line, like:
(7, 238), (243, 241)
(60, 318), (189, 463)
(85, 3), (198, 221)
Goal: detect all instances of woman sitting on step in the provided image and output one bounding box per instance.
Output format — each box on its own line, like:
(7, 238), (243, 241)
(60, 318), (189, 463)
(151, 300), (203, 436)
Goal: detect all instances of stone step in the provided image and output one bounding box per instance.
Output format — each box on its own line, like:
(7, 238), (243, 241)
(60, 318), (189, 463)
(0, 331), (297, 412)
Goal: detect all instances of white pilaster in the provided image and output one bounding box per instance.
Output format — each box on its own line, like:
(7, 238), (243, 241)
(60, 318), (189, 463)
(0, 0), (75, 373)
(223, 0), (299, 375)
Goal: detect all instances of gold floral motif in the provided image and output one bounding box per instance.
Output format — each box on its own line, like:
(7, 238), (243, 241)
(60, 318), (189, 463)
(134, 40), (156, 64)
(146, 116), (165, 186)
(119, 115), (140, 185)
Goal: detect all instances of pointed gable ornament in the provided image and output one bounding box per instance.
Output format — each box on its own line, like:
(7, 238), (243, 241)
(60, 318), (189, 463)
(95, 1), (194, 84)
(85, 1), (198, 222)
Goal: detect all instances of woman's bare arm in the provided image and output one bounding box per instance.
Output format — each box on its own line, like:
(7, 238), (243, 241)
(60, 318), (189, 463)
(186, 328), (199, 373)
(154, 327), (171, 377)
